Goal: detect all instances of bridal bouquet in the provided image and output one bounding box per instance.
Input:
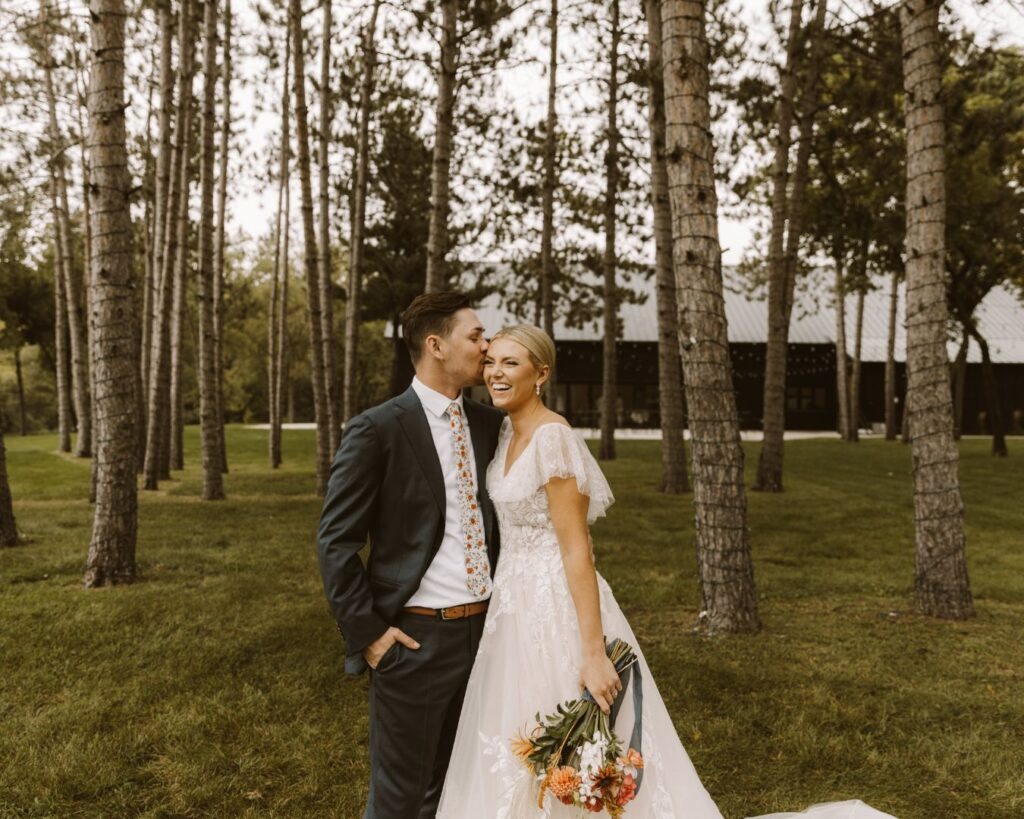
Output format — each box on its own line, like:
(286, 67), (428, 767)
(510, 638), (644, 817)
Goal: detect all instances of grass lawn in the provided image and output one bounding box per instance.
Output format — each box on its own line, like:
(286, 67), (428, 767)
(2, 427), (1022, 818)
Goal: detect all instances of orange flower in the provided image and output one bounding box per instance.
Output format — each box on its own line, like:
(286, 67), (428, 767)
(510, 732), (535, 762)
(615, 773), (637, 806)
(546, 766), (581, 800)
(589, 764), (619, 795)
(619, 748), (644, 770)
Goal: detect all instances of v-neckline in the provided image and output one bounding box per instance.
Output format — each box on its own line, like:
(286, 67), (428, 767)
(500, 421), (564, 479)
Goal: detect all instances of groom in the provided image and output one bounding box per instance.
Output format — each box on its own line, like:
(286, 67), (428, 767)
(317, 291), (504, 818)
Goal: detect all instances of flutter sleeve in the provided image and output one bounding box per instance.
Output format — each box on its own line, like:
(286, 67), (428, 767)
(529, 423), (615, 523)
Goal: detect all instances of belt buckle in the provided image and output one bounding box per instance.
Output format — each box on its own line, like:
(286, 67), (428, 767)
(441, 605), (465, 620)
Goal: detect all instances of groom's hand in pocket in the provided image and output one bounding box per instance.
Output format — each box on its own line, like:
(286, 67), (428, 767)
(363, 626), (421, 670)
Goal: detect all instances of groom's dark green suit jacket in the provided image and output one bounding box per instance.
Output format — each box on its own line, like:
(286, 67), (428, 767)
(317, 385), (504, 675)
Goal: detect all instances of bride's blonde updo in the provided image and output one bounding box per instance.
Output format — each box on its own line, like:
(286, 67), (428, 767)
(491, 324), (556, 379)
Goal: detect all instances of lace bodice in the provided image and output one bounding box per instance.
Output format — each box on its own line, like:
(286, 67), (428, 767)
(482, 420), (616, 647)
(486, 419), (614, 534)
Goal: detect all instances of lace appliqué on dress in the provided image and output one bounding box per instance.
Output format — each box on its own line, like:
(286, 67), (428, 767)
(488, 421), (614, 524)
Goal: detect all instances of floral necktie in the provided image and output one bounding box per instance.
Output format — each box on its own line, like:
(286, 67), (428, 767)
(447, 402), (491, 598)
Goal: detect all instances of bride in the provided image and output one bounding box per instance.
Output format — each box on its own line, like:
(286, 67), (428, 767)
(436, 324), (893, 819)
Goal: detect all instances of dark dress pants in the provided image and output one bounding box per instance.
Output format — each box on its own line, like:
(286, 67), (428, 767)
(363, 610), (485, 819)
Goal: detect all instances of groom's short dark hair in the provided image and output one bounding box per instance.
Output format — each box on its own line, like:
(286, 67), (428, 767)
(401, 291), (473, 362)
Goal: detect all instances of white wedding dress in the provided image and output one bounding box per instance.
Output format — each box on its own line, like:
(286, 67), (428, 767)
(436, 420), (894, 819)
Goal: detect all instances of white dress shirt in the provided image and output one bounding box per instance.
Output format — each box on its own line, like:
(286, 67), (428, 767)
(405, 377), (491, 607)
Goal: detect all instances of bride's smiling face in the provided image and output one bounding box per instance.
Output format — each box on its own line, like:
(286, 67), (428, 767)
(483, 337), (547, 412)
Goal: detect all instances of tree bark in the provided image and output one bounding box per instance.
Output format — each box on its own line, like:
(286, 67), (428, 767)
(84, 0), (138, 587)
(662, 0), (759, 633)
(290, 0), (330, 495)
(599, 0), (621, 462)
(424, 0), (458, 293)
(213, 0), (232, 473)
(833, 252), (851, 440)
(539, 0), (558, 342)
(317, 0), (339, 454)
(343, 0), (381, 425)
(0, 428), (18, 547)
(14, 348), (27, 436)
(754, 0), (804, 492)
(49, 174), (73, 453)
(850, 285), (864, 441)
(884, 268), (899, 439)
(645, 0), (687, 492)
(899, 0), (972, 619)
(196, 0), (225, 500)
(269, 25), (290, 469)
(38, 0), (92, 459)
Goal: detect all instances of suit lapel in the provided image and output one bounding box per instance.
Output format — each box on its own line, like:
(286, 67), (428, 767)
(394, 387), (445, 514)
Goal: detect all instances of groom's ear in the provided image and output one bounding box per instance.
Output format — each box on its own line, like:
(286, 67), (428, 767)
(424, 333), (444, 360)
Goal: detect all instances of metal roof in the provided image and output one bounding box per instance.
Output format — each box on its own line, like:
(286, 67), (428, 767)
(471, 277), (1024, 364)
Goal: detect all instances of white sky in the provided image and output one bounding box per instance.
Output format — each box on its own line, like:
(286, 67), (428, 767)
(222, 0), (1024, 269)
(2, 0), (1020, 266)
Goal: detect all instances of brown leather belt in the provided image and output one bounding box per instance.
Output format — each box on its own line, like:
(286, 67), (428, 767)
(403, 601), (489, 620)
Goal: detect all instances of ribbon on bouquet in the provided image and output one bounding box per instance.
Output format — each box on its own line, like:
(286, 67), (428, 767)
(581, 639), (645, 793)
(610, 654), (644, 792)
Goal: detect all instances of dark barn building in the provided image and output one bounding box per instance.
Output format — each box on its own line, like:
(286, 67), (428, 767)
(470, 282), (1024, 435)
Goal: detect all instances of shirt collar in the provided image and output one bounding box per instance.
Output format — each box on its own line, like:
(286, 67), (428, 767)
(411, 376), (464, 418)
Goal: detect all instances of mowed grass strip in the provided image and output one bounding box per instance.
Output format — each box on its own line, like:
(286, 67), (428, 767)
(1, 428), (1022, 818)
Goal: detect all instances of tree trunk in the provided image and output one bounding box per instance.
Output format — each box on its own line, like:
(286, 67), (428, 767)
(599, 0), (621, 462)
(213, 0), (232, 474)
(781, 0), (829, 324)
(169, 11), (196, 474)
(317, 0), (340, 455)
(71, 49), (100, 481)
(269, 25), (290, 469)
(833, 253), (851, 440)
(899, 0), (973, 619)
(951, 328), (967, 440)
(84, 0), (138, 587)
(754, 0), (804, 492)
(152, 0), (175, 304)
(645, 0), (687, 492)
(967, 324), (1007, 456)
(38, 0), (92, 459)
(141, 84), (155, 459)
(14, 348), (27, 436)
(424, 0), (458, 293)
(662, 0), (759, 634)
(196, 0), (225, 500)
(901, 382), (910, 443)
(850, 286), (864, 441)
(49, 175), (72, 453)
(884, 268), (899, 439)
(291, 0), (330, 495)
(145, 0), (185, 487)
(343, 0), (381, 425)
(539, 0), (558, 342)
(279, 176), (292, 438)
(0, 428), (18, 547)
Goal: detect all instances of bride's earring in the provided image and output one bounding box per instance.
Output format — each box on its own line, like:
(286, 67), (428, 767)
(535, 384), (542, 396)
